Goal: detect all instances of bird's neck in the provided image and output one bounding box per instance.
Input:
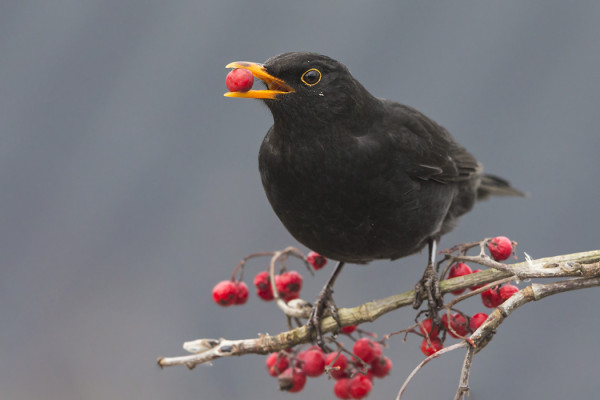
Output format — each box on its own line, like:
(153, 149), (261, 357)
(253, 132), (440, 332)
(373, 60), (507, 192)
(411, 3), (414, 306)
(270, 90), (383, 138)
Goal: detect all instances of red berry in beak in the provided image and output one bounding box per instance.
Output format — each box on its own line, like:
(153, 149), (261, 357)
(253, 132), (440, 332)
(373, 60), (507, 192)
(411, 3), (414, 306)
(226, 68), (254, 92)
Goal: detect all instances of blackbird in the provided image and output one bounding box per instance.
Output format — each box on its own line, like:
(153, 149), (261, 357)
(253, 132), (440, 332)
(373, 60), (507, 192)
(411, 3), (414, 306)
(225, 52), (523, 345)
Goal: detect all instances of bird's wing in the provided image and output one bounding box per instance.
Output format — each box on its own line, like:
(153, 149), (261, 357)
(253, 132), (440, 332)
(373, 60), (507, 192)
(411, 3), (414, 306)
(384, 102), (481, 184)
(411, 150), (480, 183)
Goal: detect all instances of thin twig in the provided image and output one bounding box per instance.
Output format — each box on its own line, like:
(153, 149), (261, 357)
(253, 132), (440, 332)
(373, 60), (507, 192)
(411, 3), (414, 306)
(454, 345), (475, 400)
(231, 251), (276, 281)
(452, 253), (521, 276)
(444, 276), (514, 309)
(268, 248), (310, 318)
(396, 342), (467, 400)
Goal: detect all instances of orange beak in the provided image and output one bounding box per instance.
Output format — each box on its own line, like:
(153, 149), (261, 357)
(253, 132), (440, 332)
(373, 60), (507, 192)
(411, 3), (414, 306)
(224, 61), (294, 99)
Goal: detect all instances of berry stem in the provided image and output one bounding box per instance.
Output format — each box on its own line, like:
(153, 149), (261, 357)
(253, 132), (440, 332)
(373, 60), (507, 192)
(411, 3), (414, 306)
(231, 251), (276, 281)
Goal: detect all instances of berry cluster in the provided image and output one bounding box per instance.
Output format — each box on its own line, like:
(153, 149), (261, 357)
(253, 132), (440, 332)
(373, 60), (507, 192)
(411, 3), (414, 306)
(417, 236), (520, 356)
(253, 270), (304, 302)
(417, 310), (487, 356)
(416, 310), (492, 355)
(481, 284), (519, 308)
(446, 262), (520, 309)
(211, 280), (249, 306)
(212, 251), (327, 306)
(265, 337), (392, 398)
(211, 236), (520, 397)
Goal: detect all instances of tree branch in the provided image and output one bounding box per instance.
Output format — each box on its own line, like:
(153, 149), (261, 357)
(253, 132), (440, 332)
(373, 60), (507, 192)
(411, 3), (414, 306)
(469, 275), (600, 349)
(395, 275), (600, 399)
(157, 249), (600, 369)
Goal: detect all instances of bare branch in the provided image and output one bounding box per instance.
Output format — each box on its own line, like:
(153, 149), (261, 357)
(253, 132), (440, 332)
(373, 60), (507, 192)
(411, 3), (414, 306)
(158, 249), (600, 369)
(469, 275), (600, 351)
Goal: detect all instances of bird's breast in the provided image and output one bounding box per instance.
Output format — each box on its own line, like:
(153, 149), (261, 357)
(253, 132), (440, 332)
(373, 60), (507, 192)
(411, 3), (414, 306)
(258, 127), (451, 262)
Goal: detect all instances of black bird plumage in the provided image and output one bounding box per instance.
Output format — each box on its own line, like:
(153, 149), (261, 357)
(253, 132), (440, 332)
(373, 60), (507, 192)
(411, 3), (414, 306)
(225, 52), (523, 344)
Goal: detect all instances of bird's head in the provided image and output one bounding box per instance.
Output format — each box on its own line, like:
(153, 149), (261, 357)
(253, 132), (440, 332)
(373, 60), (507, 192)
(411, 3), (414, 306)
(225, 52), (380, 127)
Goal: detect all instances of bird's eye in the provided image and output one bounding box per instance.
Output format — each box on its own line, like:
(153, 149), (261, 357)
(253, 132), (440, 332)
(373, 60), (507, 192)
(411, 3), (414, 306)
(301, 68), (322, 86)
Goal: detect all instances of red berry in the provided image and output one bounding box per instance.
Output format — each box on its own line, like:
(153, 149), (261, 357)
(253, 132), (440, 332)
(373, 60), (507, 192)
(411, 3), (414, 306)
(469, 312), (488, 331)
(295, 349), (308, 366)
(341, 325), (357, 334)
(448, 262), (473, 295)
(300, 349), (326, 377)
(451, 315), (469, 337)
(278, 367), (306, 392)
(281, 270), (303, 292)
(307, 251), (328, 270)
(418, 318), (439, 338)
(275, 270), (303, 302)
(325, 352), (348, 380)
(296, 345), (323, 361)
(257, 289), (274, 301)
(233, 281), (249, 305)
(211, 280), (237, 306)
(225, 68), (253, 92)
(488, 236), (513, 261)
(352, 338), (382, 364)
(333, 378), (351, 399)
(348, 374), (372, 399)
(266, 352), (289, 377)
(420, 337), (443, 356)
(469, 269), (484, 290)
(481, 286), (503, 308)
(253, 271), (274, 301)
(281, 291), (300, 302)
(499, 284), (519, 302)
(253, 271), (271, 291)
(441, 313), (469, 338)
(370, 356), (392, 378)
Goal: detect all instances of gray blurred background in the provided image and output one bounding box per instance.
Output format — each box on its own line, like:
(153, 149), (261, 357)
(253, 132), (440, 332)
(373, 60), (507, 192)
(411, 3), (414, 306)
(1, 1), (599, 399)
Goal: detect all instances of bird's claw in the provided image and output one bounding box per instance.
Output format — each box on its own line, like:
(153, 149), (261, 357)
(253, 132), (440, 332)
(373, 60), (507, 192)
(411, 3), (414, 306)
(413, 262), (443, 311)
(306, 286), (340, 350)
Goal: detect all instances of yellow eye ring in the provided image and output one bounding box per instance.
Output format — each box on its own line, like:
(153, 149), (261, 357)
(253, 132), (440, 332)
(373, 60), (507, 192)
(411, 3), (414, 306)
(301, 68), (322, 86)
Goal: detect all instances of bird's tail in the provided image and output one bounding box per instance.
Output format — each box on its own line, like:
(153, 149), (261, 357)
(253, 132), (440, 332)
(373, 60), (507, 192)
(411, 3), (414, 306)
(477, 174), (526, 200)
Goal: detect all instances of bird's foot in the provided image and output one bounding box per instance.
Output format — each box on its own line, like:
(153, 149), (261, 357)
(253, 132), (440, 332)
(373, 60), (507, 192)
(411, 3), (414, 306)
(306, 285), (341, 350)
(412, 262), (443, 313)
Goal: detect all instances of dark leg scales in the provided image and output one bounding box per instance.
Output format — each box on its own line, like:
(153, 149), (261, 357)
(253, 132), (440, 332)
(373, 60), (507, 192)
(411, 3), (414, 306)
(413, 239), (443, 311)
(306, 261), (345, 349)
(412, 262), (443, 310)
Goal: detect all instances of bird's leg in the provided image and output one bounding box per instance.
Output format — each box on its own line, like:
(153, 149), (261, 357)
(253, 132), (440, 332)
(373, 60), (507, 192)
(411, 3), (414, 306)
(306, 261), (345, 349)
(412, 239), (443, 314)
